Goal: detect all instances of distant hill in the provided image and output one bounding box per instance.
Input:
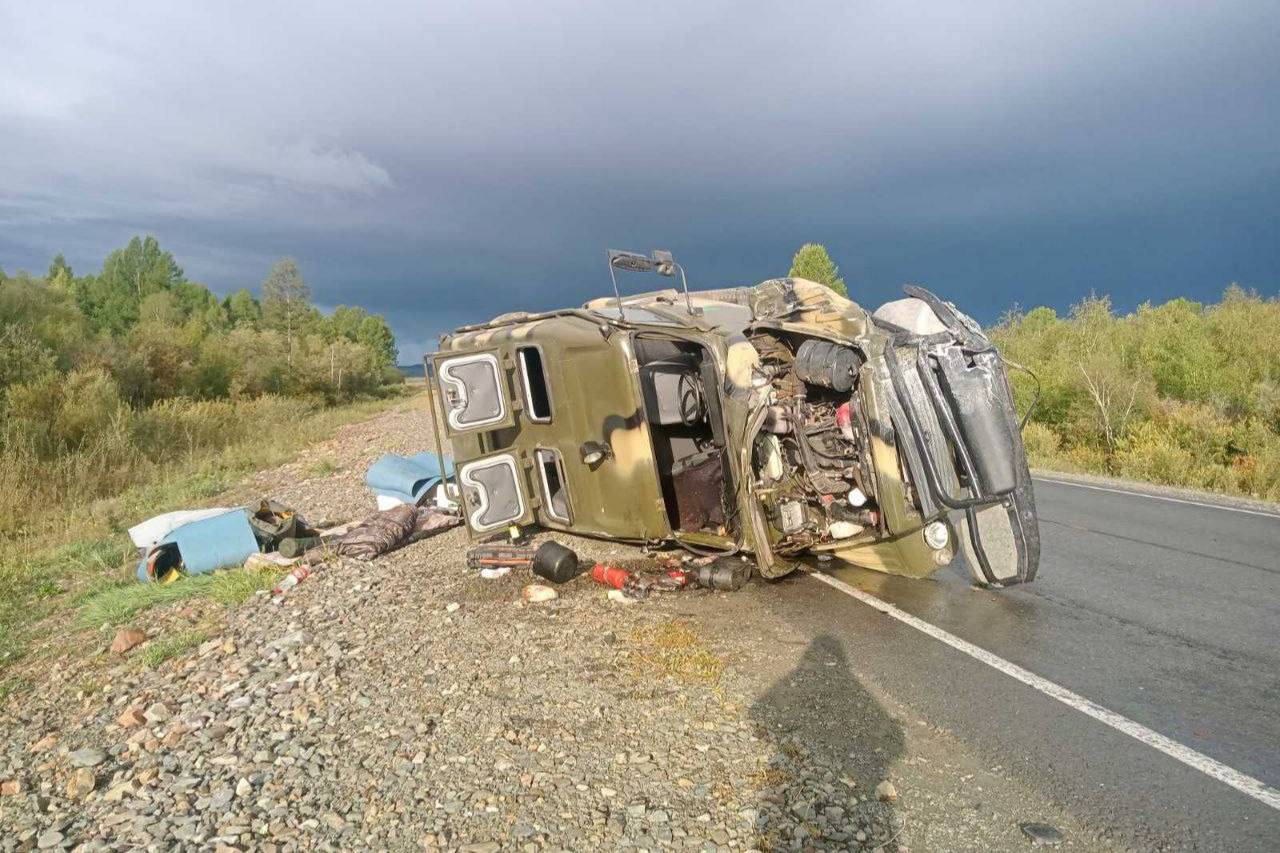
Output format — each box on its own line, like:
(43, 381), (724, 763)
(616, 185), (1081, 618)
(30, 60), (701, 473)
(397, 363), (424, 379)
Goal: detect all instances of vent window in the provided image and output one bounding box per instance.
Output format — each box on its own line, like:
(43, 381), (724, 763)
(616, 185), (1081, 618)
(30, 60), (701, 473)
(535, 448), (571, 523)
(518, 346), (553, 422)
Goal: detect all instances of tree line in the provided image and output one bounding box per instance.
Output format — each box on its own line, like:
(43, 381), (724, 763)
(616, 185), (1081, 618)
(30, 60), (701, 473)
(1, 236), (398, 407)
(991, 289), (1280, 500)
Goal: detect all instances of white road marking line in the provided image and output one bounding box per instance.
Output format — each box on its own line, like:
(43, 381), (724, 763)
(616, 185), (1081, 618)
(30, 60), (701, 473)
(808, 570), (1280, 812)
(1034, 476), (1280, 519)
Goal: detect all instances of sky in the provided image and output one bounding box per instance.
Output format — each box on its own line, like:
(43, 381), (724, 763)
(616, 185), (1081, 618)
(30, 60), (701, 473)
(2, 1), (1277, 362)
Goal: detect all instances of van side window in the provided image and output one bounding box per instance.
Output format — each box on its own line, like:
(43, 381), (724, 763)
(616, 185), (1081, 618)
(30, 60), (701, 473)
(535, 448), (571, 523)
(517, 346), (552, 422)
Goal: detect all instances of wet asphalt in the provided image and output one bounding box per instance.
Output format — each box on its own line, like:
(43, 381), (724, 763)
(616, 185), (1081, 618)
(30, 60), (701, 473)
(791, 477), (1280, 850)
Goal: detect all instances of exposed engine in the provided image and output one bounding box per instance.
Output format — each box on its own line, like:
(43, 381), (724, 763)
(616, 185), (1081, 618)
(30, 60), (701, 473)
(749, 333), (881, 554)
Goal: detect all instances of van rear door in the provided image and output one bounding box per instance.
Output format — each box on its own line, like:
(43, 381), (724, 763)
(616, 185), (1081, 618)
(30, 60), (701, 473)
(455, 451), (535, 533)
(427, 349), (534, 535)
(430, 350), (518, 436)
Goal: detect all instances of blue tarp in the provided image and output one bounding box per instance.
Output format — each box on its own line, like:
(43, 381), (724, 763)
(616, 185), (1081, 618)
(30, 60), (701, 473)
(135, 508), (260, 582)
(365, 452), (454, 505)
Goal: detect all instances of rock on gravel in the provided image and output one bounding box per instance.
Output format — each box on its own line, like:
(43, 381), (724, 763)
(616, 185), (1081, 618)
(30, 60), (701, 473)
(520, 583), (557, 602)
(28, 734), (57, 754)
(115, 707), (146, 728)
(109, 627), (147, 654)
(36, 829), (64, 850)
(142, 702), (171, 723)
(67, 748), (106, 768)
(65, 768), (95, 800)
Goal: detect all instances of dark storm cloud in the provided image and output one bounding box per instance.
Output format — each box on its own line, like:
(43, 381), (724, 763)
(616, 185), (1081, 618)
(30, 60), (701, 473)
(3, 1), (1277, 359)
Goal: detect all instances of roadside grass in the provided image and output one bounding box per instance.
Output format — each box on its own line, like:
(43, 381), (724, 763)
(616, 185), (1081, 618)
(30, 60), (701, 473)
(628, 620), (724, 685)
(78, 579), (215, 629)
(140, 628), (212, 668)
(0, 389), (416, 687)
(305, 458), (340, 479)
(75, 564), (280, 631)
(206, 565), (282, 605)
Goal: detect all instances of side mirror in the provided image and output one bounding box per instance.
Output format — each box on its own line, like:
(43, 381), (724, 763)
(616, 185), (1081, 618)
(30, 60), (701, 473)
(605, 248), (700, 319)
(608, 250), (655, 273)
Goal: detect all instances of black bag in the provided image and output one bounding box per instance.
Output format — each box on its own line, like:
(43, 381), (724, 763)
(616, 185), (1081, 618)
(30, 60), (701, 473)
(249, 500), (316, 551)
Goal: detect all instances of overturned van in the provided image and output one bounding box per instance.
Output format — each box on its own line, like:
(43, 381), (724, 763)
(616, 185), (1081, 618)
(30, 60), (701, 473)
(426, 251), (1039, 586)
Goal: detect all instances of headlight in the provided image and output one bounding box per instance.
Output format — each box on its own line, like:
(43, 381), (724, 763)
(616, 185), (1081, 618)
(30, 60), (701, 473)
(923, 520), (949, 550)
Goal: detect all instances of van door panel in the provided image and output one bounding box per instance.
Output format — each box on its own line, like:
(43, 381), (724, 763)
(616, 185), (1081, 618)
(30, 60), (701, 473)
(432, 351), (516, 436)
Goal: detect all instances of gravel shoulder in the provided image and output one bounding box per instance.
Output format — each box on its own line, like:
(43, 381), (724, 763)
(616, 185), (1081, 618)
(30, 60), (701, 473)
(3, 401), (1120, 852)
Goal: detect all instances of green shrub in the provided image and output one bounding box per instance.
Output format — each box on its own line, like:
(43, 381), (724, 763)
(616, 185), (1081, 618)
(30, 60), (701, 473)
(1114, 421), (1199, 487)
(995, 287), (1280, 500)
(1019, 422), (1063, 467)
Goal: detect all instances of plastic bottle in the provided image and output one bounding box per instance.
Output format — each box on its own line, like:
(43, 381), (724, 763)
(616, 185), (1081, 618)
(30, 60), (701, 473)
(272, 565), (312, 596)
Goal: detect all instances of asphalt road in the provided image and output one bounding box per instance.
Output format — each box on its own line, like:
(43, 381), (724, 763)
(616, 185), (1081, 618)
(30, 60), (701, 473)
(794, 476), (1280, 850)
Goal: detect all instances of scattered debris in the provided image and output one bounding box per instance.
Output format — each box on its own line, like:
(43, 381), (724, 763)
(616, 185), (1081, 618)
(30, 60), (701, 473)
(607, 589), (638, 605)
(532, 541), (584, 583)
(1020, 822), (1065, 846)
(466, 540), (585, 584)
(651, 568), (695, 592)
(249, 499), (316, 551)
(445, 602), (461, 613)
(132, 507), (260, 583)
(277, 536), (323, 558)
(335, 505), (460, 561)
(365, 452), (455, 507)
(590, 563), (634, 591)
(586, 552), (754, 600)
(271, 565), (313, 598)
(521, 584), (558, 603)
(694, 557), (751, 592)
(466, 543), (538, 571)
(479, 566), (511, 579)
(591, 564), (652, 601)
(129, 499), (324, 583)
(128, 508), (237, 551)
(110, 627), (147, 654)
(278, 520), (360, 558)
(245, 551), (298, 570)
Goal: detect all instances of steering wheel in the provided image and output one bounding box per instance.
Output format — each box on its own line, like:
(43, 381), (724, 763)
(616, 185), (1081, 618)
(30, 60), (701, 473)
(678, 374), (704, 426)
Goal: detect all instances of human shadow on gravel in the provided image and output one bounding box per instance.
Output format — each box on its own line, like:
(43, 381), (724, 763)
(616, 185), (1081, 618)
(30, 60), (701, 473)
(747, 634), (904, 851)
